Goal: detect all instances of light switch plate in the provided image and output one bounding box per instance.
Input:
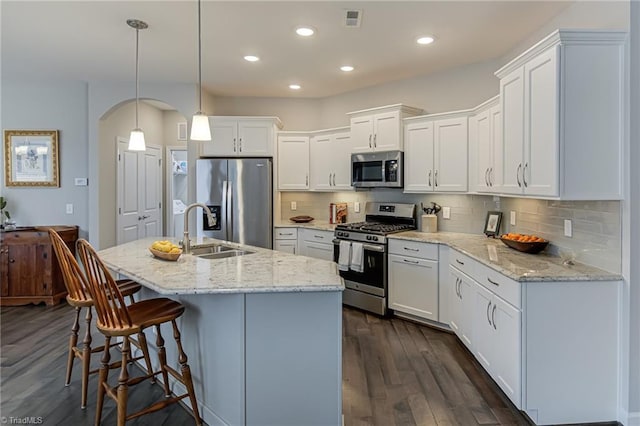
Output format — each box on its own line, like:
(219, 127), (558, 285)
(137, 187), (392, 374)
(354, 202), (360, 213)
(291, 201), (297, 211)
(74, 177), (88, 186)
(510, 211), (516, 226)
(66, 203), (73, 214)
(564, 219), (572, 237)
(442, 206), (451, 219)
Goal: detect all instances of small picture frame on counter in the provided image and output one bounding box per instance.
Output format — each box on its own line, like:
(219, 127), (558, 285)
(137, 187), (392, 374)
(484, 211), (502, 237)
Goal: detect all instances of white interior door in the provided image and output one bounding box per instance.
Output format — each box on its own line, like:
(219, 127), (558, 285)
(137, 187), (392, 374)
(117, 138), (163, 244)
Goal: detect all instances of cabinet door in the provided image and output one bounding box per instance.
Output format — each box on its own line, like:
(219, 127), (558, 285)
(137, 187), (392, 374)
(203, 119), (237, 156)
(331, 132), (353, 190)
(492, 296), (522, 408)
(449, 267), (473, 350)
(350, 116), (374, 153)
(473, 282), (495, 373)
(310, 134), (333, 191)
(404, 121), (434, 192)
(238, 121), (272, 156)
(275, 240), (297, 255)
(373, 111), (402, 151)
(388, 254), (438, 321)
(0, 244), (8, 296)
(500, 67), (525, 195)
(449, 269), (463, 337)
(524, 45), (559, 197)
(489, 105), (502, 191)
(434, 116), (468, 192)
(303, 241), (334, 261)
(470, 110), (492, 193)
(278, 136), (309, 190)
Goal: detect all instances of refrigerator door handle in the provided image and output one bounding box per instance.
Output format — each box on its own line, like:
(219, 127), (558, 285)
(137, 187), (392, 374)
(227, 180), (233, 239)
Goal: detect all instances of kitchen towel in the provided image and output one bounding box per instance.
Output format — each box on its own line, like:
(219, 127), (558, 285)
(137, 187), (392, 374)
(350, 242), (364, 273)
(338, 240), (351, 271)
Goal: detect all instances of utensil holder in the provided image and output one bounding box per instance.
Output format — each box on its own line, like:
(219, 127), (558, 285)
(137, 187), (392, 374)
(421, 214), (437, 233)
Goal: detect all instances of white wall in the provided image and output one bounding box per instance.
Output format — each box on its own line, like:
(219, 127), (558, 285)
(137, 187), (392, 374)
(0, 81), (90, 236)
(212, 96), (321, 130)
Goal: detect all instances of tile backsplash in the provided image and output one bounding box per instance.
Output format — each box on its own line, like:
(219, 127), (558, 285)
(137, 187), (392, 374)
(280, 192), (621, 274)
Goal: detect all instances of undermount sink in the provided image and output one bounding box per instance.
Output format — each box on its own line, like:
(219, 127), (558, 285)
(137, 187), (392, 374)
(190, 243), (255, 259)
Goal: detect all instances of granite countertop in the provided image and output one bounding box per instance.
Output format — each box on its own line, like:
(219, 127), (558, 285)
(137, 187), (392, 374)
(274, 220), (337, 232)
(389, 231), (622, 282)
(98, 237), (344, 295)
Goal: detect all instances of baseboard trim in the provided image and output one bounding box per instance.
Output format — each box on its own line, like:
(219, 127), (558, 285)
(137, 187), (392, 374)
(627, 411), (640, 426)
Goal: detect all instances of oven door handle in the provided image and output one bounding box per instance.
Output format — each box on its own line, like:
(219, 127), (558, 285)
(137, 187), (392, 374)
(332, 239), (386, 253)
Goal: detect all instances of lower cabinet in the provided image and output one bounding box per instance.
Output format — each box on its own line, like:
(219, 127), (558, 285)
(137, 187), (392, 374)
(274, 227), (298, 254)
(297, 229), (334, 261)
(448, 266), (474, 349)
(388, 239), (439, 322)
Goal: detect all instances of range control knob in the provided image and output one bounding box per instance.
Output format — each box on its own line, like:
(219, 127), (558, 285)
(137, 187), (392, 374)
(372, 236), (379, 241)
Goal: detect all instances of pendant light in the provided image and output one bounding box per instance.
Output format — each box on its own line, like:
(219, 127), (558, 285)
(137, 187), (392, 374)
(127, 19), (148, 151)
(190, 0), (211, 141)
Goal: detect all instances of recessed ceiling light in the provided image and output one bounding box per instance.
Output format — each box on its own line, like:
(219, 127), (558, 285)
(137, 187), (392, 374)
(296, 26), (315, 37)
(340, 65), (354, 72)
(416, 36), (435, 45)
(289, 84), (301, 90)
(244, 55), (260, 62)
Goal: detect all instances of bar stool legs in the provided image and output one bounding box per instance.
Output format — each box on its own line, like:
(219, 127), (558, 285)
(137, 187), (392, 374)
(172, 320), (202, 425)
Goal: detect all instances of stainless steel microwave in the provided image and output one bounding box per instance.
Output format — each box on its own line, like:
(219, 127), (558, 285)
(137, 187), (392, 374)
(351, 150), (403, 188)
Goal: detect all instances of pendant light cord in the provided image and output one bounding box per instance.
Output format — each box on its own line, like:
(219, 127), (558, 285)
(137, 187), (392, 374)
(197, 0), (203, 113)
(135, 27), (140, 128)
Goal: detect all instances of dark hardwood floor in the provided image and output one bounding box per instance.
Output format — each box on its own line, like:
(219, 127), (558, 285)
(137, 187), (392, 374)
(1, 303), (531, 425)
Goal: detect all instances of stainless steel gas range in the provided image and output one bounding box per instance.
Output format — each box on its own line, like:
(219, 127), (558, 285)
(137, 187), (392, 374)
(333, 202), (416, 315)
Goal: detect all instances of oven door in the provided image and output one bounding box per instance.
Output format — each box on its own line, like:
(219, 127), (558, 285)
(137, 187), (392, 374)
(333, 240), (387, 296)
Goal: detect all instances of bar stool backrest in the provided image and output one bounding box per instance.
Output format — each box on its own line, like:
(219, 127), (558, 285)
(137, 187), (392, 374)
(48, 229), (91, 303)
(77, 239), (133, 331)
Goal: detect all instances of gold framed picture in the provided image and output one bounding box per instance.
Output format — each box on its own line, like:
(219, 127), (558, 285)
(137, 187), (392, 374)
(3, 130), (59, 187)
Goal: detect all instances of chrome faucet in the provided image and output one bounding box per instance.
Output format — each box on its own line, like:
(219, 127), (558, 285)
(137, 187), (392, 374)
(182, 203), (216, 253)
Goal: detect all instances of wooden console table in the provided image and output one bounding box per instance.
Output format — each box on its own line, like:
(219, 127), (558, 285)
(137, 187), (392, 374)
(0, 225), (79, 306)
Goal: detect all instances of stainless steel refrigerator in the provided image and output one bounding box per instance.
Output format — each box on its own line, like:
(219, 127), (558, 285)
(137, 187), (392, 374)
(196, 158), (273, 249)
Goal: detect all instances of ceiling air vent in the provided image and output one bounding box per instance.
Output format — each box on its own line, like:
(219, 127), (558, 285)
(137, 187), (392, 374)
(344, 9), (362, 28)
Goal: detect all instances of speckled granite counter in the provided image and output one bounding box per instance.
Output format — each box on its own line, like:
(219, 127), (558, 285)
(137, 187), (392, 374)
(274, 220), (337, 232)
(389, 231), (621, 282)
(98, 236), (343, 295)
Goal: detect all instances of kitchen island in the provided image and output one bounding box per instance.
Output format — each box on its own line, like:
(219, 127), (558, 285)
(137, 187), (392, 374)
(98, 237), (344, 426)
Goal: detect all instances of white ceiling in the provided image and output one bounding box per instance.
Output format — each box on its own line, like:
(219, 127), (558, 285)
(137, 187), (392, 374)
(2, 1), (574, 99)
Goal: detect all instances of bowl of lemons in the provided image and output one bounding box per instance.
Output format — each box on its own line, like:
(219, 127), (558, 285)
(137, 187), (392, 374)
(500, 233), (549, 254)
(149, 240), (182, 261)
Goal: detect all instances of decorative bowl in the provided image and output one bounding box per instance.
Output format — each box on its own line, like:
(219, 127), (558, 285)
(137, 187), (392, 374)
(500, 237), (549, 254)
(149, 247), (182, 261)
(289, 215), (314, 223)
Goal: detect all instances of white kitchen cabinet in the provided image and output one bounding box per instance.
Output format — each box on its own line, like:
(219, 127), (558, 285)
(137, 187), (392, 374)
(388, 240), (439, 322)
(495, 30), (626, 199)
(297, 229), (334, 261)
(469, 96), (502, 193)
(310, 128), (352, 191)
(348, 104), (422, 153)
(403, 112), (469, 193)
(277, 133), (310, 190)
(448, 266), (474, 350)
(200, 117), (282, 157)
(274, 227), (298, 254)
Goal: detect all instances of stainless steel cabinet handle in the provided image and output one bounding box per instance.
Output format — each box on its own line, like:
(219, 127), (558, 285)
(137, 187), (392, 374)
(373, 134), (377, 148)
(434, 170), (438, 187)
(314, 235), (325, 239)
(329, 173), (332, 185)
(489, 167), (493, 187)
(523, 162), (528, 187)
(492, 304), (497, 330)
(233, 138), (237, 152)
(485, 168), (490, 187)
(403, 247), (419, 251)
(457, 278), (461, 298)
(517, 163), (522, 187)
(487, 277), (500, 287)
(486, 301), (492, 326)
(332, 173), (336, 186)
(280, 232), (294, 236)
(428, 170), (432, 187)
(306, 175), (309, 186)
(403, 259), (419, 264)
(368, 134), (372, 148)
(239, 138), (242, 152)
(456, 259), (464, 265)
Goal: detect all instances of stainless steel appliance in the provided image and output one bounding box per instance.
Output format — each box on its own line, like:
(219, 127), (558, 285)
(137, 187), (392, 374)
(351, 150), (403, 188)
(333, 202), (416, 315)
(196, 158), (273, 249)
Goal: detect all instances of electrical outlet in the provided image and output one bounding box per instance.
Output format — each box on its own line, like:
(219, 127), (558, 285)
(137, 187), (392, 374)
(354, 202), (360, 213)
(66, 203), (73, 214)
(291, 201), (297, 211)
(442, 206), (451, 219)
(564, 219), (573, 237)
(510, 211), (516, 226)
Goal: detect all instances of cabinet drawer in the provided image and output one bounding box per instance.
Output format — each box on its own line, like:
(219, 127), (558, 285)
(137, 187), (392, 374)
(302, 229), (333, 243)
(449, 249), (476, 277)
(275, 227), (298, 240)
(388, 239), (438, 260)
(476, 264), (521, 309)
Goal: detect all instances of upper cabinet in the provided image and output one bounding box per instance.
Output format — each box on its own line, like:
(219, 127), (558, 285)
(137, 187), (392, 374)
(310, 128), (353, 191)
(200, 117), (282, 158)
(469, 96), (502, 193)
(403, 111), (470, 193)
(277, 133), (310, 191)
(495, 30), (626, 200)
(348, 104), (422, 153)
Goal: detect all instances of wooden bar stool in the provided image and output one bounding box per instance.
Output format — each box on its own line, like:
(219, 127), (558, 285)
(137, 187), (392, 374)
(76, 239), (202, 426)
(48, 229), (155, 410)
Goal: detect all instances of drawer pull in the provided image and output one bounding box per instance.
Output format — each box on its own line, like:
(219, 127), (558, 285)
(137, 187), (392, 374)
(492, 304), (497, 330)
(404, 247), (419, 252)
(280, 233), (294, 236)
(456, 259), (464, 265)
(486, 301), (492, 326)
(403, 259), (419, 264)
(487, 277), (500, 287)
